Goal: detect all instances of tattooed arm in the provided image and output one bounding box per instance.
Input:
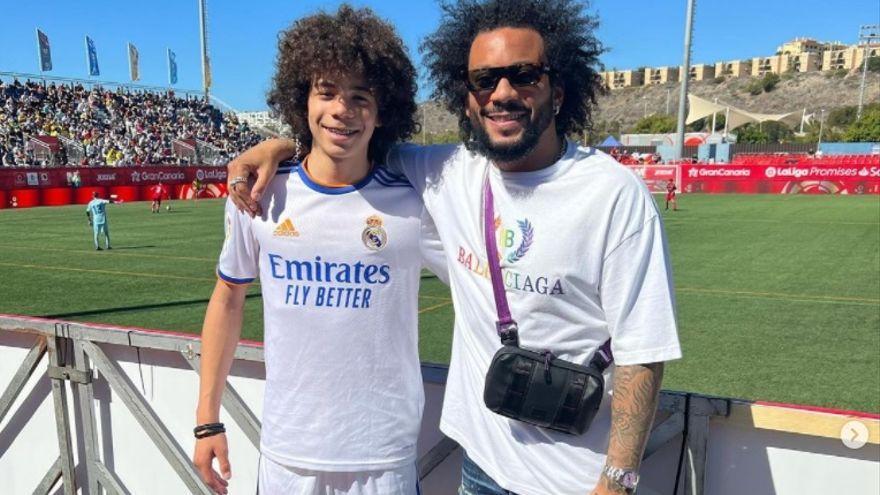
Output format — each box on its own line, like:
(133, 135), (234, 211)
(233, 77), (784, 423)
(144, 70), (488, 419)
(591, 362), (664, 495)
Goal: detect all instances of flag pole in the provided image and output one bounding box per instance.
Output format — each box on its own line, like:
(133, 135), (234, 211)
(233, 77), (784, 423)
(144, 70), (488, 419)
(198, 0), (211, 101)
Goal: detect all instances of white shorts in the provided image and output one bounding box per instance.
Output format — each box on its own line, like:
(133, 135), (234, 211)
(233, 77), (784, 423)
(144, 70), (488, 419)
(258, 455), (420, 495)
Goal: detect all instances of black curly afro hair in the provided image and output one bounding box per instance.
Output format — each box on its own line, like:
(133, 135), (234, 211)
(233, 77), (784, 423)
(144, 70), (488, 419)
(267, 5), (418, 162)
(421, 0), (605, 144)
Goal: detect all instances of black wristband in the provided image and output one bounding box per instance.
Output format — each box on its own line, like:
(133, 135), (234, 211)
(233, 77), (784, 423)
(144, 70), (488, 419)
(194, 422), (225, 439)
(194, 422), (224, 432)
(195, 428), (226, 439)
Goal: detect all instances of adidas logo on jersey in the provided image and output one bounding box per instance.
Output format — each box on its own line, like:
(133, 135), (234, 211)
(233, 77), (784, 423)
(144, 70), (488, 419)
(273, 218), (300, 238)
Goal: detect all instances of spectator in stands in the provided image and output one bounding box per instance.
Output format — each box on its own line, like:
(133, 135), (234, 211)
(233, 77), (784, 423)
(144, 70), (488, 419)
(1, 147), (14, 167)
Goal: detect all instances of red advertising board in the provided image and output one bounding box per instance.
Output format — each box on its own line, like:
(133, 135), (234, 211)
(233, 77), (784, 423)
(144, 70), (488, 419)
(680, 164), (880, 195)
(0, 166), (229, 209)
(0, 165), (227, 190)
(623, 165), (680, 193)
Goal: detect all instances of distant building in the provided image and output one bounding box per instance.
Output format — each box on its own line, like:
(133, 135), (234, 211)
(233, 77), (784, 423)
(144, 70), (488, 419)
(783, 52), (822, 73)
(601, 35), (878, 90)
(681, 64), (716, 81)
(600, 70), (644, 89)
(823, 44), (880, 71)
(645, 67), (679, 85)
(752, 56), (785, 76)
(777, 38), (821, 55)
(715, 60), (752, 78)
(777, 37), (847, 55)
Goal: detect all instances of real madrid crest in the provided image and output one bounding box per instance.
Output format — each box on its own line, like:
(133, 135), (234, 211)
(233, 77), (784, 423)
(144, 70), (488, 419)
(362, 215), (388, 251)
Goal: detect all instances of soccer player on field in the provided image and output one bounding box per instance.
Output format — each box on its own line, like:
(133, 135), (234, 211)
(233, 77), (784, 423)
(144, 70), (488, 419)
(86, 191), (114, 250)
(193, 6), (445, 495)
(150, 181), (166, 213)
(665, 179), (677, 211)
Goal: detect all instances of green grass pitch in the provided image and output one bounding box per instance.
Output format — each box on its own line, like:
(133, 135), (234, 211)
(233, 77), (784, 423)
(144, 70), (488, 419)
(0, 194), (877, 412)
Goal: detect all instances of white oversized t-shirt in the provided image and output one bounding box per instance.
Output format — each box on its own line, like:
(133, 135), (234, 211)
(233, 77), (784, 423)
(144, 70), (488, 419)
(388, 142), (681, 495)
(217, 161), (445, 472)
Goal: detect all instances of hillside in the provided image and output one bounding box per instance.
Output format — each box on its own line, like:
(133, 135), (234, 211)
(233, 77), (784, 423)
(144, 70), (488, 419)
(418, 70), (880, 140)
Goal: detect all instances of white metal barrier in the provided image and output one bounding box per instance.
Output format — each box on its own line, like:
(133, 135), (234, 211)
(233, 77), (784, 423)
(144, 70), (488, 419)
(1, 315), (878, 494)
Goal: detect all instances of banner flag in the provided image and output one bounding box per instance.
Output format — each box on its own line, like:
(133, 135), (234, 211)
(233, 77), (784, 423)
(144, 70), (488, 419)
(167, 49), (178, 85)
(128, 42), (140, 81)
(36, 29), (52, 71)
(86, 36), (100, 76)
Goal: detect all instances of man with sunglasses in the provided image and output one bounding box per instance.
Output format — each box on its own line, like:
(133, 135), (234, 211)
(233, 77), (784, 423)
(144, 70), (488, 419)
(227, 1), (680, 493)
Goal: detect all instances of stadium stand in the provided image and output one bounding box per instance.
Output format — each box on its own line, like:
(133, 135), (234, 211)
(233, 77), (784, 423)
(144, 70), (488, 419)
(0, 79), (262, 167)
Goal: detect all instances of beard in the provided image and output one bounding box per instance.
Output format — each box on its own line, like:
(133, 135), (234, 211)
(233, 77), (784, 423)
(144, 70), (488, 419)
(468, 99), (555, 163)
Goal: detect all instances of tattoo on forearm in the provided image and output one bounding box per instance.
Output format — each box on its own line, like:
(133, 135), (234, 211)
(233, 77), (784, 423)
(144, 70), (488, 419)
(607, 363), (664, 469)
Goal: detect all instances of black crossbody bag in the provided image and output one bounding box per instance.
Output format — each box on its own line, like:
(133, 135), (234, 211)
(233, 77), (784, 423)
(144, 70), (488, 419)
(481, 175), (613, 435)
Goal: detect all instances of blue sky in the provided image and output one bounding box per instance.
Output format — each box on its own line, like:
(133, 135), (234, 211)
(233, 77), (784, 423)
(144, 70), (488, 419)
(1, 0), (876, 110)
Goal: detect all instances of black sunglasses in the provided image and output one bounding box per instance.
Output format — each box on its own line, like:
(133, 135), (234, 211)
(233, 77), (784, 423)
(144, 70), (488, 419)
(465, 63), (552, 93)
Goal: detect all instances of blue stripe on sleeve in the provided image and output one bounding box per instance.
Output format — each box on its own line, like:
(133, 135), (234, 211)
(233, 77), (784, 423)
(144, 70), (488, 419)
(217, 268), (255, 285)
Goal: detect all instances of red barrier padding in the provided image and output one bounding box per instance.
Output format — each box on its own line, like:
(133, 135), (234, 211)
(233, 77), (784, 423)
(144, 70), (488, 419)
(40, 187), (74, 206)
(0, 166), (231, 209)
(9, 189), (40, 208)
(109, 186), (141, 203)
(75, 186), (108, 204)
(0, 165), (228, 191)
(621, 165), (680, 193)
(0, 190), (7, 209)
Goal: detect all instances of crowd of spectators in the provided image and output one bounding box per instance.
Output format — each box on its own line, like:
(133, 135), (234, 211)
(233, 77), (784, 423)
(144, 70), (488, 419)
(0, 79), (262, 168)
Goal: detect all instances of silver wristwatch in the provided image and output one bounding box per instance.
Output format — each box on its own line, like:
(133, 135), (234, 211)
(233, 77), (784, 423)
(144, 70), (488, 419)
(602, 465), (640, 493)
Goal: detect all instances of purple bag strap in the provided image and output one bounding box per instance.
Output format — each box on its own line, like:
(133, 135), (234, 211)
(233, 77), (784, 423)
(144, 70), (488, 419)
(483, 174), (519, 346)
(482, 174), (614, 368)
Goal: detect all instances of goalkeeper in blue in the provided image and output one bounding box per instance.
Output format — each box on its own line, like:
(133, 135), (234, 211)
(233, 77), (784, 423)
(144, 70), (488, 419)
(86, 191), (115, 250)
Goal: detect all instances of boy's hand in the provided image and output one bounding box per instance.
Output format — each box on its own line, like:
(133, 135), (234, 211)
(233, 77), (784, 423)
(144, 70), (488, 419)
(193, 434), (232, 494)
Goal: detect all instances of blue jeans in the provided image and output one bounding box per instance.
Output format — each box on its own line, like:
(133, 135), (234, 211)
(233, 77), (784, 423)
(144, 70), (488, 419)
(459, 452), (518, 495)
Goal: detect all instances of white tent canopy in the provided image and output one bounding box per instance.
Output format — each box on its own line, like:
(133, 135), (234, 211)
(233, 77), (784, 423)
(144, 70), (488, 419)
(686, 94), (803, 131)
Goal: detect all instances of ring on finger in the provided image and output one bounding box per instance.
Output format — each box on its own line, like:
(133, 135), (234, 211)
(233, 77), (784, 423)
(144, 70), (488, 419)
(228, 176), (248, 189)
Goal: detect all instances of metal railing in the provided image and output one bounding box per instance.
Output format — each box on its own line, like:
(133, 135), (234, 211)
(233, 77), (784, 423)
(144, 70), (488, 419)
(57, 135), (86, 165)
(0, 72), (202, 99)
(195, 140), (223, 165)
(0, 315), (723, 495)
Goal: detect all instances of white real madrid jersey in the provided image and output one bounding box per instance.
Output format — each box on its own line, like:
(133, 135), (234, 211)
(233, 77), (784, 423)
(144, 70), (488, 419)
(217, 161), (444, 472)
(387, 143), (681, 495)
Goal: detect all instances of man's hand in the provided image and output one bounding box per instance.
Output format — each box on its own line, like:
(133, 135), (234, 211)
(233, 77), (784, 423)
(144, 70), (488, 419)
(193, 433), (232, 494)
(589, 475), (629, 495)
(227, 138), (296, 217)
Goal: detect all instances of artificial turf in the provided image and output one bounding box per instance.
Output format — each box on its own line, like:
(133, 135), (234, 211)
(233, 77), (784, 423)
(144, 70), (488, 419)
(0, 194), (877, 412)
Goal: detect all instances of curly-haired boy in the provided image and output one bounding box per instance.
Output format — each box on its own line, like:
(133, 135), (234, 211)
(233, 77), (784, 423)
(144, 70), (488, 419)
(193, 6), (445, 494)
